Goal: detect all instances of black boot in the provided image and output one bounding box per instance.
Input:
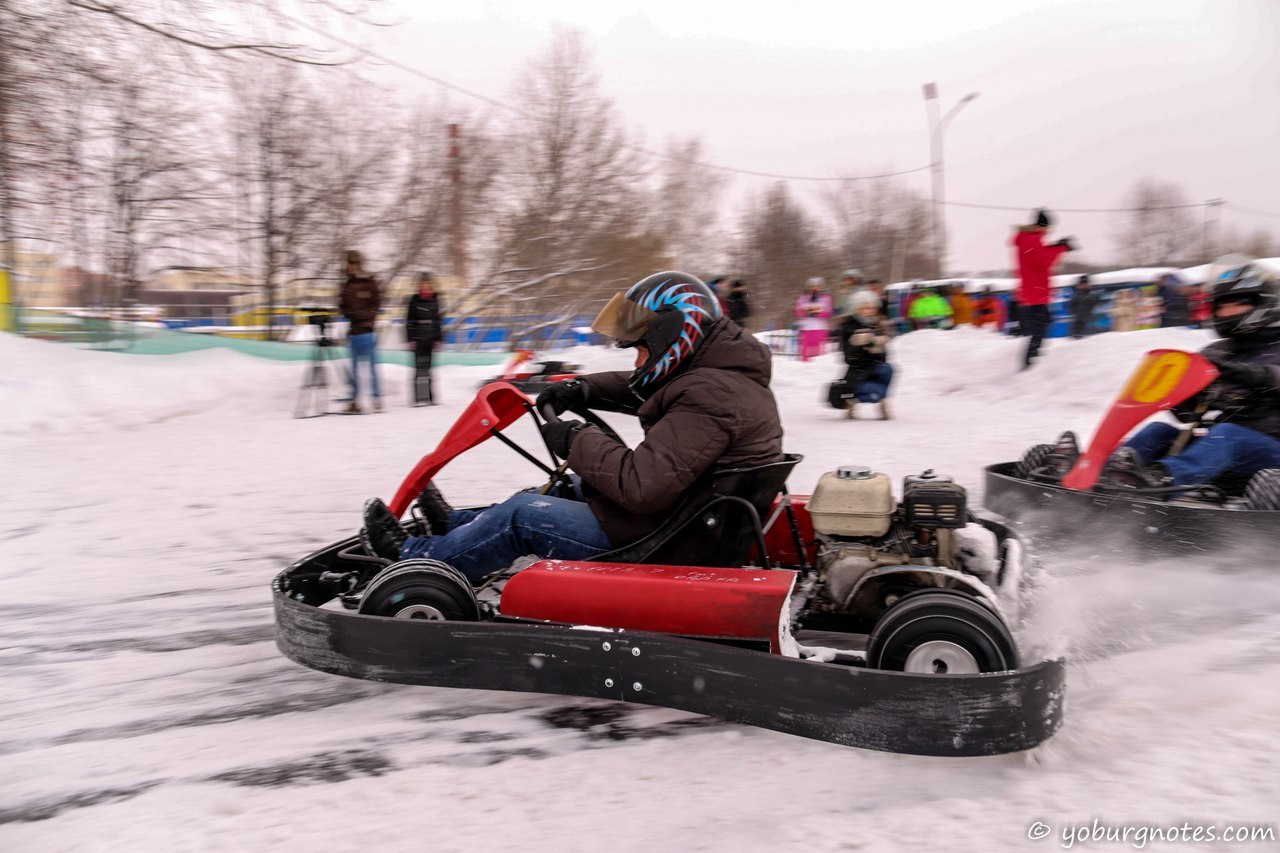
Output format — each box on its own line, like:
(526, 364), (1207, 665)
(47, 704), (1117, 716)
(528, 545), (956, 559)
(1101, 448), (1173, 490)
(416, 483), (453, 535)
(1043, 431), (1080, 478)
(360, 498), (407, 560)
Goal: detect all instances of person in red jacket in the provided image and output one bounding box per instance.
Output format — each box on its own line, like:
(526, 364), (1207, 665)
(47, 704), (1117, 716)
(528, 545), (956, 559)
(1012, 209), (1074, 370)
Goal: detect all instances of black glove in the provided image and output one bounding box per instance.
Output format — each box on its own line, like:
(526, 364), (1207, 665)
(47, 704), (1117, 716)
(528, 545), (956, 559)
(1171, 390), (1212, 423)
(535, 378), (588, 416)
(1207, 355), (1271, 388)
(540, 420), (586, 458)
(1055, 237), (1077, 251)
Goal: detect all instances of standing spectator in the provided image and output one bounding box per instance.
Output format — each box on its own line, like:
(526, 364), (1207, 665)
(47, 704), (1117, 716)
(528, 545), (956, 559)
(793, 277), (834, 361)
(405, 271), (444, 406)
(839, 269), (881, 316)
(339, 250), (382, 414)
(1069, 274), (1101, 338)
(1012, 208), (1074, 369)
(974, 287), (1007, 331)
(1159, 273), (1189, 327)
(1189, 282), (1211, 329)
(948, 284), (975, 326)
(866, 279), (891, 320)
(726, 279), (752, 329)
(1138, 284), (1163, 329)
(1110, 289), (1139, 332)
(907, 286), (954, 329)
(704, 276), (731, 317)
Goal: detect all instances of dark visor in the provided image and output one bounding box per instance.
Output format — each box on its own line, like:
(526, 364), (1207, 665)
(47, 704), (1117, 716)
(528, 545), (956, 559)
(592, 292), (657, 346)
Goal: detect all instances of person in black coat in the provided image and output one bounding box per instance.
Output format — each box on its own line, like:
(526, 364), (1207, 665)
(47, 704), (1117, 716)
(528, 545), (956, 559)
(404, 272), (444, 406)
(1069, 275), (1101, 338)
(1159, 273), (1190, 327)
(726, 279), (751, 329)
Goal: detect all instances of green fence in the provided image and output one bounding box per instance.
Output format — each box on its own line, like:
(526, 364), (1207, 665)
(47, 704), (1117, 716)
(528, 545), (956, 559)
(14, 310), (507, 367)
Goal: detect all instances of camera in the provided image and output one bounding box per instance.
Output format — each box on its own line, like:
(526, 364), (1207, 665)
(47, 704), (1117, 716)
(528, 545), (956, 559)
(299, 305), (335, 328)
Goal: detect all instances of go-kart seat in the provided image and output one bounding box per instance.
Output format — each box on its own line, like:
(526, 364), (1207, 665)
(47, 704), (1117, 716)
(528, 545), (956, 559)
(589, 453), (802, 569)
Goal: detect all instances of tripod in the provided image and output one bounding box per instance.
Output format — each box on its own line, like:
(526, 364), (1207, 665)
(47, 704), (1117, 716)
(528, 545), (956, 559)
(294, 324), (345, 418)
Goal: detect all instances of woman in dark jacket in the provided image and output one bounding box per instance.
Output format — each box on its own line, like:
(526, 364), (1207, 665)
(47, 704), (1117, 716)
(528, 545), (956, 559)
(404, 272), (444, 406)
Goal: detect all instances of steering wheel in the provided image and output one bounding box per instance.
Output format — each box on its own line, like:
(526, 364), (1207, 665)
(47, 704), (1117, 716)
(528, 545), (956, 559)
(537, 400), (624, 445)
(536, 400), (624, 495)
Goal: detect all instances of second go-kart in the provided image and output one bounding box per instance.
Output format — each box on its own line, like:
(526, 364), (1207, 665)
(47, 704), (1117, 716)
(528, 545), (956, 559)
(985, 348), (1280, 557)
(274, 382), (1064, 756)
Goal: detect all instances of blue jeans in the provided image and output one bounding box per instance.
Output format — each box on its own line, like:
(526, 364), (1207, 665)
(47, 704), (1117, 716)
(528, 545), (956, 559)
(1125, 422), (1280, 487)
(855, 363), (894, 402)
(348, 332), (381, 400)
(399, 492), (614, 583)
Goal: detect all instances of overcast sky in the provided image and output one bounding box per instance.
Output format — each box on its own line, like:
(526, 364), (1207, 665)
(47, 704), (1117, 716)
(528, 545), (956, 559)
(359, 0), (1279, 276)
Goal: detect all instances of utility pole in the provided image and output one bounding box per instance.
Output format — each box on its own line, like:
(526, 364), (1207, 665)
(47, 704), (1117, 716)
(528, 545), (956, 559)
(1203, 198), (1225, 261)
(922, 83), (978, 279)
(448, 123), (467, 289)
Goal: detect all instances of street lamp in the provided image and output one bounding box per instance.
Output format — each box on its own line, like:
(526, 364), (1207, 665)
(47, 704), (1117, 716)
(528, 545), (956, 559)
(923, 84), (979, 279)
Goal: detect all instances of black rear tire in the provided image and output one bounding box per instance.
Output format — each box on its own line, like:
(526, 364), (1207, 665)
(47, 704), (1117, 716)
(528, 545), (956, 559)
(1014, 443), (1053, 480)
(358, 559), (479, 621)
(1244, 468), (1280, 511)
(867, 589), (1019, 674)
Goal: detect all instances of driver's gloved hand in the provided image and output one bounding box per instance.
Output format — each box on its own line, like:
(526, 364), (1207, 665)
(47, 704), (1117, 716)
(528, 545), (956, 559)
(541, 420), (587, 459)
(535, 378), (588, 415)
(1206, 355), (1272, 389)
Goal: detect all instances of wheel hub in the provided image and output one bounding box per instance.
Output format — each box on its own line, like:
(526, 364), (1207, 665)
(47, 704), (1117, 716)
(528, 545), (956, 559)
(392, 603), (447, 620)
(904, 640), (979, 675)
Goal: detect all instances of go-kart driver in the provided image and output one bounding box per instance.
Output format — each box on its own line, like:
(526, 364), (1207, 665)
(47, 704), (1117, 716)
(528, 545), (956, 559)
(360, 272), (784, 582)
(1068, 262), (1280, 491)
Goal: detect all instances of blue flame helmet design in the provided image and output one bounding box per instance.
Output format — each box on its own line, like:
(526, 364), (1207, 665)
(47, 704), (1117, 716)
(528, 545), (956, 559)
(591, 271), (723, 398)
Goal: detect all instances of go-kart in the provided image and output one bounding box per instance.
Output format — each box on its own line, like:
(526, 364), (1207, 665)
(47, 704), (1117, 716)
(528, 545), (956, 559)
(274, 382), (1065, 756)
(985, 349), (1280, 556)
(479, 349), (581, 395)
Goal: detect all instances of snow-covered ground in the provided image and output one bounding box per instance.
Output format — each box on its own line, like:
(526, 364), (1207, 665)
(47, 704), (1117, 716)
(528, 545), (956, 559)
(2, 326), (1277, 853)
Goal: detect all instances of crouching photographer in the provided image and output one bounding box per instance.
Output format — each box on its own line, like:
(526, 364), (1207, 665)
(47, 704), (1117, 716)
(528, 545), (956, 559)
(826, 301), (895, 419)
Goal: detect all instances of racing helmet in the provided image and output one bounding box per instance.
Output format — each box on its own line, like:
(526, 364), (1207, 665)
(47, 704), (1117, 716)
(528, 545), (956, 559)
(591, 271), (723, 398)
(1208, 259), (1280, 339)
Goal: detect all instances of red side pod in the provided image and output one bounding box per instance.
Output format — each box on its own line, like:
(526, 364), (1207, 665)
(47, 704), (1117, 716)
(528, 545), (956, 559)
(501, 561), (796, 653)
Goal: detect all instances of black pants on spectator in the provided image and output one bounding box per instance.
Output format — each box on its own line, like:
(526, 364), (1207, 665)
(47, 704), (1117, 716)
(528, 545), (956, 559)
(413, 343), (435, 404)
(1021, 304), (1051, 368)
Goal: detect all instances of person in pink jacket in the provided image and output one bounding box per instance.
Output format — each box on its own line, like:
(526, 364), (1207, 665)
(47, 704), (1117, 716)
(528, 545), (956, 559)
(794, 277), (834, 361)
(1012, 209), (1074, 370)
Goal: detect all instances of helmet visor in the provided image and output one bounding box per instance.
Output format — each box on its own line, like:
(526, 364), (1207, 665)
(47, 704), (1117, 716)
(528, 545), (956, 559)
(592, 292), (657, 347)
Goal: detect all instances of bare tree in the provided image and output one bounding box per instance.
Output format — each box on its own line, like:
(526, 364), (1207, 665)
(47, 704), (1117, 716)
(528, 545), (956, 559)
(1114, 177), (1199, 266)
(733, 182), (832, 329)
(0, 0), (391, 323)
(652, 137), (730, 273)
(463, 29), (659, 336)
(824, 176), (933, 284)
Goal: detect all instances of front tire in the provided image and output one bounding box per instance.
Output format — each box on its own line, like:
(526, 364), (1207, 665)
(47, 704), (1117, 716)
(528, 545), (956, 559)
(358, 559), (479, 621)
(867, 589), (1019, 674)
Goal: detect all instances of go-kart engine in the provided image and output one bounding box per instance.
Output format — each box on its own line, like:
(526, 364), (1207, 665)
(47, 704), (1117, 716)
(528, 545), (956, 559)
(805, 467), (995, 616)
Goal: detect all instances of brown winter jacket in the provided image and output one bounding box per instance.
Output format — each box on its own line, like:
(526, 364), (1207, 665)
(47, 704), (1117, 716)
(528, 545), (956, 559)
(567, 318), (785, 546)
(340, 274), (381, 336)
